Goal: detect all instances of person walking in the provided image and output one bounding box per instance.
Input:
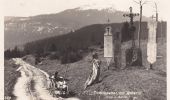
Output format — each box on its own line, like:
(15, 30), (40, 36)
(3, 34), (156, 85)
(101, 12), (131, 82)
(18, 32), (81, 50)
(84, 52), (101, 89)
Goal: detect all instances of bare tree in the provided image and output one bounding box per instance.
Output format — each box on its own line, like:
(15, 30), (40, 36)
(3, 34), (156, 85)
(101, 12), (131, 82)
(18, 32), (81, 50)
(133, 0), (148, 48)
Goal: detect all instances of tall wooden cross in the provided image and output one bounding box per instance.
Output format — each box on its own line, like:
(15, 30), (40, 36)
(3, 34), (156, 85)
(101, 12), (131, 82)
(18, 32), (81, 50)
(123, 7), (139, 26)
(123, 7), (139, 47)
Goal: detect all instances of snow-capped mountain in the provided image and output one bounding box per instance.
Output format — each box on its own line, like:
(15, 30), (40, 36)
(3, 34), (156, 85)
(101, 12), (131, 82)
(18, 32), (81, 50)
(4, 5), (148, 50)
(76, 3), (116, 12)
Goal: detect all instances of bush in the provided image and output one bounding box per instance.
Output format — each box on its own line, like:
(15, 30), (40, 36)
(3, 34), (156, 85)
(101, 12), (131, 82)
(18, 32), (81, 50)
(61, 52), (82, 64)
(49, 52), (60, 60)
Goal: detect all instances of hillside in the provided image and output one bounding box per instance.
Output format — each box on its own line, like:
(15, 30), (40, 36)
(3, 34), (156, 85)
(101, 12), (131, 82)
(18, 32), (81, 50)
(5, 6), (151, 49)
(28, 38), (167, 100)
(19, 22), (166, 64)
(4, 38), (166, 100)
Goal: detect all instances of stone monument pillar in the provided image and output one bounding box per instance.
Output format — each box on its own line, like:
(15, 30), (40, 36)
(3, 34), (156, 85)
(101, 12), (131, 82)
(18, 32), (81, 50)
(104, 26), (114, 69)
(147, 19), (157, 69)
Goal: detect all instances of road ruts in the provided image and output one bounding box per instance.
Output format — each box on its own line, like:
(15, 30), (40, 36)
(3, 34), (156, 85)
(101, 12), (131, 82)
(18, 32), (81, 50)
(12, 58), (80, 100)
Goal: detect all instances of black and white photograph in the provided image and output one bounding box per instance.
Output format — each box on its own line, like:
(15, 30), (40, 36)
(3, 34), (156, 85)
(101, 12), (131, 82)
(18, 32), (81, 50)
(3, 0), (168, 100)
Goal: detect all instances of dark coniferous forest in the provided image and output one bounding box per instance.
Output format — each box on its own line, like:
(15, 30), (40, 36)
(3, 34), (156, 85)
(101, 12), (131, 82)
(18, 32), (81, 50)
(4, 21), (166, 64)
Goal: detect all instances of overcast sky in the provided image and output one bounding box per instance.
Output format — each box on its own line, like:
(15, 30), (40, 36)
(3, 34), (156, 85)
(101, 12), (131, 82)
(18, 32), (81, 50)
(4, 0), (169, 20)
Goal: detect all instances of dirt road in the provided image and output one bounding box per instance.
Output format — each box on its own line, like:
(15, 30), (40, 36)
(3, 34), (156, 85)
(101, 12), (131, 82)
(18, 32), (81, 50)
(12, 58), (80, 100)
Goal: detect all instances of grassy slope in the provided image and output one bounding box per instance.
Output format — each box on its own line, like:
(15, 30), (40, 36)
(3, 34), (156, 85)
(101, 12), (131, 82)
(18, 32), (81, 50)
(4, 38), (166, 100)
(4, 60), (20, 99)
(36, 38), (166, 100)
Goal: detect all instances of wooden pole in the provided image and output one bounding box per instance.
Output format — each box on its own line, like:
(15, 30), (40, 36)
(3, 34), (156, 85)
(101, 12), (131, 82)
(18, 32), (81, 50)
(139, 2), (142, 48)
(134, 0), (148, 48)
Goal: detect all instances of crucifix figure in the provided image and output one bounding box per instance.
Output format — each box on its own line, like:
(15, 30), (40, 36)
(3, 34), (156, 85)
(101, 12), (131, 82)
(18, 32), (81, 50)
(123, 7), (143, 67)
(123, 7), (139, 26)
(123, 7), (139, 47)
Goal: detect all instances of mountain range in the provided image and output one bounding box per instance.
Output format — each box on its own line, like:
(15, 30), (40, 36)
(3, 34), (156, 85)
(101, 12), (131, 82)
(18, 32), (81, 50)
(4, 5), (149, 50)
